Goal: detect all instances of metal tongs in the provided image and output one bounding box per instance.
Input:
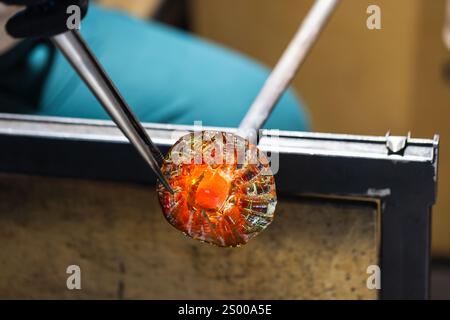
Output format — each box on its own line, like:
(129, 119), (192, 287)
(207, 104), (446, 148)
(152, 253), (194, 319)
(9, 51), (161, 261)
(52, 30), (174, 194)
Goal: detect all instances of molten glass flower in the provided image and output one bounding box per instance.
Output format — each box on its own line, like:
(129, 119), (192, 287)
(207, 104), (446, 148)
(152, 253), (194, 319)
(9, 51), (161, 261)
(157, 130), (277, 247)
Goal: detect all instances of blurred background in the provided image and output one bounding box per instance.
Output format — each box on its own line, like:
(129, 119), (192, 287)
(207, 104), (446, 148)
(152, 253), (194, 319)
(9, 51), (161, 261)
(96, 0), (450, 297)
(0, 0), (449, 299)
(97, 0), (450, 256)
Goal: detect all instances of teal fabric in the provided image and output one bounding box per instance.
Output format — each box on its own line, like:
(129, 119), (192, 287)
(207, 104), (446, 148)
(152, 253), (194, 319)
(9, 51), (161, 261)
(0, 5), (309, 131)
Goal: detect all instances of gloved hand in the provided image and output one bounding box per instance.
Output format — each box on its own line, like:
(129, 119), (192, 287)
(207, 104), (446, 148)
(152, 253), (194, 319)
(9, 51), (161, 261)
(1, 0), (89, 38)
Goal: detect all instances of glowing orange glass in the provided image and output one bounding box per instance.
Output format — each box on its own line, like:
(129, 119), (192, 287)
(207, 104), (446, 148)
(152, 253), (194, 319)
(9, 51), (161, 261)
(157, 131), (277, 247)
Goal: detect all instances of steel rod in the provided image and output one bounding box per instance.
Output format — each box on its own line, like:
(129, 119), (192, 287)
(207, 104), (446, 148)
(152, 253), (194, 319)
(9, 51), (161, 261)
(52, 31), (174, 193)
(238, 0), (340, 140)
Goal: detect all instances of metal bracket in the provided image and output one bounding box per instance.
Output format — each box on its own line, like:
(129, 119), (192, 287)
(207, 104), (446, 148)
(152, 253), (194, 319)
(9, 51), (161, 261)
(0, 113), (439, 299)
(386, 132), (411, 155)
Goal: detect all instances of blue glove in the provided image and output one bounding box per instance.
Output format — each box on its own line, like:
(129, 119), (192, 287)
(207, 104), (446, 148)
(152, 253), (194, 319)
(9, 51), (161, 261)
(1, 0), (89, 38)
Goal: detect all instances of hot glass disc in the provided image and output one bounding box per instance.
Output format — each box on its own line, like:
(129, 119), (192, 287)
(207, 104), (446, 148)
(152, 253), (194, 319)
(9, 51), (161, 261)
(157, 131), (277, 247)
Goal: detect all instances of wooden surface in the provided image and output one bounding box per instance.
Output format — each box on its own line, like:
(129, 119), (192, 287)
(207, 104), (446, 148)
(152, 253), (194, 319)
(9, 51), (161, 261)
(0, 174), (378, 299)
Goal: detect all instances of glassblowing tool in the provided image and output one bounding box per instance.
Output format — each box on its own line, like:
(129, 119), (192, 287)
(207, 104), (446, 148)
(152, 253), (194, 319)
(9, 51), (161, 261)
(52, 30), (174, 194)
(239, 0), (340, 140)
